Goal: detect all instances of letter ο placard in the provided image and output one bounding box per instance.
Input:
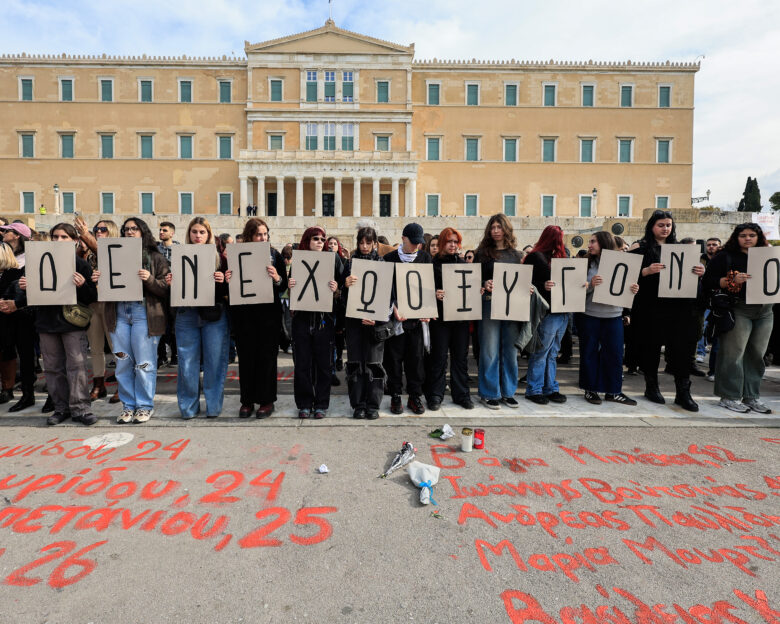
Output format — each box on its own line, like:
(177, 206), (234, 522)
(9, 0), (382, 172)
(394, 263), (437, 319)
(592, 249), (642, 308)
(24, 241), (77, 305)
(747, 246), (780, 304)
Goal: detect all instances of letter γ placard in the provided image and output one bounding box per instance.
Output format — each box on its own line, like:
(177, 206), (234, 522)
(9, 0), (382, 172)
(490, 263), (533, 321)
(226, 242), (274, 305)
(24, 241), (77, 305)
(747, 246), (780, 304)
(346, 258), (394, 321)
(289, 250), (336, 313)
(170, 244), (216, 307)
(550, 258), (587, 313)
(394, 263), (437, 319)
(97, 237), (143, 302)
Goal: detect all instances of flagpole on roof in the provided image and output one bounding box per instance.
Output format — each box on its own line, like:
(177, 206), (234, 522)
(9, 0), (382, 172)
(329, 0), (332, 21)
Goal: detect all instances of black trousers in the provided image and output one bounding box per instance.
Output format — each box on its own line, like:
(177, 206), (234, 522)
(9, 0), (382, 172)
(231, 304), (280, 406)
(345, 318), (386, 410)
(635, 305), (698, 379)
(384, 323), (424, 397)
(1, 313), (36, 393)
(426, 319), (470, 403)
(292, 313), (334, 410)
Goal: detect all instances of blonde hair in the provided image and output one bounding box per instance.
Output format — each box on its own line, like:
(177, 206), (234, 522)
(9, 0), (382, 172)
(95, 219), (120, 238)
(0, 243), (19, 270)
(186, 216), (215, 244)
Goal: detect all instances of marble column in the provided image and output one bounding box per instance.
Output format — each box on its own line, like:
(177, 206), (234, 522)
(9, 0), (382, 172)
(276, 176), (285, 216)
(257, 176), (265, 216)
(295, 176), (304, 217)
(408, 178), (417, 217)
(372, 178), (380, 218)
(334, 176), (342, 218)
(315, 176), (323, 217)
(391, 177), (400, 217)
(353, 177), (361, 216)
(239, 176), (248, 213)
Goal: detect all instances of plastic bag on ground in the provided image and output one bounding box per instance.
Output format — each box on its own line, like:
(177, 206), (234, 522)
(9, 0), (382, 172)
(408, 461), (440, 505)
(379, 441), (416, 478)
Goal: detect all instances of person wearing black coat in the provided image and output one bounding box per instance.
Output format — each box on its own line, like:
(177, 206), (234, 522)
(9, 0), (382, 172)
(0, 244), (23, 405)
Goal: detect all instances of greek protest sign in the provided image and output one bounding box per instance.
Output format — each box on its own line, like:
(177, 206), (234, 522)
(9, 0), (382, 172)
(289, 250), (335, 313)
(394, 263), (437, 319)
(592, 249), (642, 308)
(226, 242), (274, 306)
(658, 244), (700, 299)
(490, 263), (533, 322)
(442, 263), (482, 321)
(170, 244), (216, 307)
(346, 259), (394, 321)
(550, 258), (587, 313)
(746, 246), (780, 304)
(24, 241), (76, 305)
(97, 238), (142, 302)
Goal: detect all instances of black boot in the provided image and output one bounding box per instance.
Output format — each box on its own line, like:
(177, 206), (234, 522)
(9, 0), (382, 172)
(643, 373), (665, 404)
(0, 388), (13, 404)
(365, 366), (385, 420)
(41, 394), (55, 413)
(9, 391), (35, 412)
(674, 377), (698, 412)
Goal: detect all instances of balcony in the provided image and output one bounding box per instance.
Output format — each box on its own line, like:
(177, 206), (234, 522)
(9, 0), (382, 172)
(239, 149), (416, 162)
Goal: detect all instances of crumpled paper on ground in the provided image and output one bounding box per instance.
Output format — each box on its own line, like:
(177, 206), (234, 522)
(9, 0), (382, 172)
(318, 464), (329, 474)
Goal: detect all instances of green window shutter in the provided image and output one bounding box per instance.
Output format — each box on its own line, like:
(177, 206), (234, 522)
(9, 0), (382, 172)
(61, 80), (73, 101)
(61, 134), (74, 158)
(141, 135), (153, 159)
(180, 81), (191, 102)
(582, 85), (594, 107)
(23, 192), (34, 213)
(619, 140), (632, 163)
(504, 196), (516, 217)
(465, 195), (478, 216)
(428, 83), (439, 105)
(102, 193), (114, 214)
(657, 140), (670, 163)
(306, 82), (317, 102)
(180, 135), (192, 159)
(101, 135), (113, 159)
(219, 193), (232, 215)
(581, 139), (593, 163)
(270, 80), (282, 102)
(324, 81), (335, 98)
(618, 197), (630, 217)
(504, 139), (517, 162)
(270, 135), (283, 150)
(659, 86), (671, 108)
(141, 193), (154, 214)
(341, 136), (354, 151)
(505, 84), (517, 106)
(580, 196), (592, 217)
(324, 136), (335, 151)
(306, 135), (317, 150)
(427, 137), (439, 161)
(21, 135), (34, 158)
(542, 196), (554, 217)
(466, 84), (479, 105)
(219, 136), (232, 159)
(377, 81), (389, 102)
(544, 85), (556, 106)
(426, 195), (439, 216)
(620, 85), (632, 107)
(376, 136), (389, 151)
(101, 80), (113, 102)
(219, 81), (231, 103)
(342, 81), (353, 100)
(542, 139), (555, 162)
(141, 80), (152, 102)
(62, 192), (74, 214)
(466, 138), (478, 161)
(656, 196), (669, 209)
(21, 79), (33, 101)
(180, 193), (193, 215)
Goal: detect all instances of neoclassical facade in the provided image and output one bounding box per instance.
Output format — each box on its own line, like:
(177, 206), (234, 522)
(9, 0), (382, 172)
(0, 20), (698, 219)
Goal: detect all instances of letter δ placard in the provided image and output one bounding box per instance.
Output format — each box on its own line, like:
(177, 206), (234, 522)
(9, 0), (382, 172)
(346, 258), (394, 321)
(550, 258), (588, 313)
(747, 246), (780, 304)
(658, 244), (699, 299)
(395, 263), (437, 319)
(170, 244), (216, 307)
(289, 250), (335, 313)
(592, 249), (642, 308)
(97, 237), (142, 302)
(226, 242), (274, 306)
(442, 263), (482, 321)
(24, 241), (77, 305)
(490, 263), (533, 321)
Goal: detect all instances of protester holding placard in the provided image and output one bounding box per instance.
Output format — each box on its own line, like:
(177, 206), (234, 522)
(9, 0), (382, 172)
(522, 225), (569, 405)
(164, 217), (230, 419)
(327, 236), (349, 373)
(92, 218), (170, 424)
(227, 218), (287, 419)
(288, 226), (346, 419)
(702, 223), (773, 413)
(576, 232), (638, 406)
(0, 242), (23, 405)
(18, 223), (98, 425)
(475, 214), (524, 409)
(427, 227), (474, 411)
(630, 210), (704, 411)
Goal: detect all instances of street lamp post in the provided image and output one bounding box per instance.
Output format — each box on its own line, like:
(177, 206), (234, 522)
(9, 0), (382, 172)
(53, 183), (60, 215)
(592, 187), (598, 217)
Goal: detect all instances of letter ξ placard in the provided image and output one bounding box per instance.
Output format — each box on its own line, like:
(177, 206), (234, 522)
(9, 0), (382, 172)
(747, 246), (780, 304)
(442, 263), (482, 321)
(394, 263), (437, 319)
(658, 244), (699, 299)
(289, 250), (336, 313)
(550, 258), (587, 313)
(346, 258), (394, 321)
(226, 242), (274, 305)
(490, 263), (533, 321)
(24, 241), (77, 305)
(97, 237), (143, 302)
(592, 249), (642, 308)
(170, 244), (217, 307)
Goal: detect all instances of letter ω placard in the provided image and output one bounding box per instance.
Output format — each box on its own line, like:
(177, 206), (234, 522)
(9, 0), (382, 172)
(289, 250), (335, 313)
(97, 237), (143, 302)
(592, 249), (642, 308)
(442, 263), (482, 321)
(226, 242), (274, 306)
(659, 244), (699, 299)
(490, 263), (533, 321)
(394, 263), (437, 319)
(747, 246), (780, 304)
(346, 258), (394, 321)
(170, 244), (216, 307)
(24, 241), (77, 305)
(550, 258), (588, 313)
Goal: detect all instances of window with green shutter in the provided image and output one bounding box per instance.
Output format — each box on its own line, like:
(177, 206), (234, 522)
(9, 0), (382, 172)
(140, 135), (153, 159)
(342, 123), (354, 151)
(61, 134), (74, 159)
(324, 72), (335, 102)
(376, 136), (389, 151)
(659, 85), (671, 108)
(62, 192), (74, 214)
(544, 84), (556, 106)
(141, 192), (154, 214)
(305, 123), (317, 150)
(306, 76), (318, 102)
(342, 81), (353, 102)
(466, 138), (479, 161)
(101, 135), (114, 159)
(219, 81), (231, 103)
(580, 196), (592, 217)
(504, 138), (517, 162)
(21, 79), (33, 101)
(426, 195), (439, 216)
(505, 84), (517, 106)
(656, 196), (669, 209)
(582, 84), (594, 107)
(179, 135), (192, 159)
(101, 79), (113, 102)
(219, 136), (232, 159)
(270, 135), (283, 150)
(620, 85), (632, 107)
(180, 80), (192, 102)
(180, 193), (193, 215)
(376, 81), (389, 103)
(21, 134), (34, 158)
(542, 139), (555, 162)
(102, 192), (114, 214)
(427, 137), (440, 161)
(61, 79), (73, 102)
(427, 83), (439, 105)
(270, 79), (282, 102)
(542, 195), (554, 217)
(466, 83), (479, 106)
(22, 192), (34, 214)
(465, 195), (478, 216)
(618, 196), (631, 217)
(140, 80), (152, 102)
(504, 195), (517, 217)
(657, 140), (670, 163)
(219, 193), (232, 215)
(323, 123), (335, 151)
(580, 139), (593, 163)
(619, 139), (632, 163)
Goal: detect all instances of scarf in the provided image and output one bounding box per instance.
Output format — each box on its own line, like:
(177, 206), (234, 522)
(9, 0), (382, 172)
(398, 249), (418, 263)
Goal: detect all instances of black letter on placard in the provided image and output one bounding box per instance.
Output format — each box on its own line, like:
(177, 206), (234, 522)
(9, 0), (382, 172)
(561, 266), (575, 307)
(39, 252), (57, 292)
(763, 258), (780, 297)
(455, 269), (473, 312)
(609, 263), (628, 297)
(668, 251), (684, 291)
(107, 244), (124, 290)
(502, 270), (519, 316)
(405, 270), (423, 311)
(297, 260), (320, 302)
(237, 252), (255, 298)
(182, 254), (198, 300)
(357, 271), (378, 314)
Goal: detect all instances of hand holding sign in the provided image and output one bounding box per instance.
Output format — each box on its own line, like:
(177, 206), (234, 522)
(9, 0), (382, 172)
(226, 242), (274, 306)
(490, 263), (533, 321)
(658, 244), (700, 299)
(441, 264), (482, 321)
(346, 259), (394, 321)
(592, 250), (642, 308)
(170, 244), (217, 307)
(289, 250), (336, 313)
(97, 238), (143, 302)
(395, 263), (437, 319)
(746, 246), (780, 304)
(550, 258), (587, 313)
(24, 242), (77, 305)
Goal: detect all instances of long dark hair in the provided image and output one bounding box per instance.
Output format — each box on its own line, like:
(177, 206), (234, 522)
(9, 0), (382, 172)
(641, 210), (677, 245)
(49, 222), (79, 241)
(476, 214), (517, 260)
(121, 217), (158, 254)
(723, 222), (768, 253)
(588, 231), (617, 266)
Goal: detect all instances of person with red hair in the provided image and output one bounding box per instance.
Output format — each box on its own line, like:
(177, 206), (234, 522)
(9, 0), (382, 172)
(523, 225), (569, 405)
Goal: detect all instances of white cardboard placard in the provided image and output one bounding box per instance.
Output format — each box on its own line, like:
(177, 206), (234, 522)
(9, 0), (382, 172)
(658, 244), (700, 299)
(346, 258), (395, 321)
(442, 263), (482, 321)
(24, 241), (77, 306)
(592, 249), (642, 309)
(289, 250), (336, 313)
(747, 246), (780, 304)
(490, 263), (533, 322)
(394, 263), (438, 320)
(226, 242), (274, 305)
(550, 258), (588, 313)
(97, 238), (143, 302)
(170, 244), (217, 307)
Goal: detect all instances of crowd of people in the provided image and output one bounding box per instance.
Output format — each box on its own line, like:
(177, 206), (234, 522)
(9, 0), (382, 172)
(0, 210), (776, 427)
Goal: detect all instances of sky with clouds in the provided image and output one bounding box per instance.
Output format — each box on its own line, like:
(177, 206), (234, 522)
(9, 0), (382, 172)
(4, 0), (778, 209)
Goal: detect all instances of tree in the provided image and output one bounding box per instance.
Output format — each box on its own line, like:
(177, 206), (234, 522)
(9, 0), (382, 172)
(770, 191), (780, 212)
(738, 177), (761, 212)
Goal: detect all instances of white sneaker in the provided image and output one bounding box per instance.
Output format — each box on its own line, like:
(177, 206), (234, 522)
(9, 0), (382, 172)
(133, 408), (153, 423)
(117, 408), (134, 424)
(743, 398), (772, 414)
(718, 399), (750, 413)
(706, 374), (715, 382)
(696, 355), (705, 363)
